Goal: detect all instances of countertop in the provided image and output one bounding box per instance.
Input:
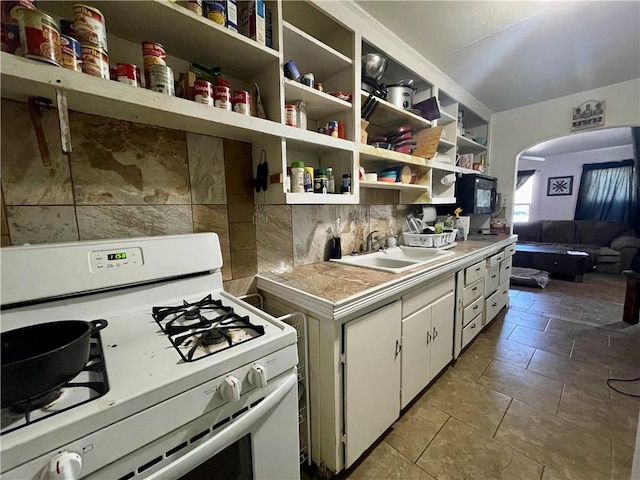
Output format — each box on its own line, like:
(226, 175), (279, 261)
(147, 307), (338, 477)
(256, 235), (517, 322)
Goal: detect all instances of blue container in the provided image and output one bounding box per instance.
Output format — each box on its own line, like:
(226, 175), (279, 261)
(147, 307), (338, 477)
(283, 59), (300, 80)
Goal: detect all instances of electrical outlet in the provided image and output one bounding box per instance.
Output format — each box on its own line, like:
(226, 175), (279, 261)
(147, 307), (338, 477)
(501, 196), (508, 207)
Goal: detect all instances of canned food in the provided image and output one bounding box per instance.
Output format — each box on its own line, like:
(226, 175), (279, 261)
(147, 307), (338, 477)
(141, 40), (166, 89)
(80, 43), (108, 78)
(1, 0), (36, 21)
(15, 8), (62, 66)
(299, 73), (314, 88)
(149, 64), (174, 96)
(187, 0), (203, 16)
(327, 120), (339, 137)
(1, 0), (35, 53)
(214, 85), (231, 110)
(116, 63), (139, 86)
(60, 33), (81, 71)
(232, 90), (250, 115)
(59, 19), (75, 38)
(285, 104), (297, 127)
(72, 4), (107, 52)
(203, 1), (225, 25)
(194, 80), (213, 106)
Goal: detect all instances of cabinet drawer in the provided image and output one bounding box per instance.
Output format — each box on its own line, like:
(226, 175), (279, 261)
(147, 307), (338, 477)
(464, 261), (486, 286)
(487, 252), (504, 267)
(462, 313), (482, 348)
(486, 264), (500, 295)
(402, 275), (455, 318)
(499, 256), (513, 285)
(499, 280), (510, 305)
(463, 296), (484, 327)
(504, 244), (516, 257)
(463, 278), (484, 305)
(485, 288), (507, 323)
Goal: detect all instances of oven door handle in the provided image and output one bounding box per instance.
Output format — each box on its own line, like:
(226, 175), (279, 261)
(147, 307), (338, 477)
(144, 372), (297, 480)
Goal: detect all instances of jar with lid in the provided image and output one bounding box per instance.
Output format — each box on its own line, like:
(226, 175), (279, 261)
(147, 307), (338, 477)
(290, 161), (305, 193)
(326, 168), (335, 194)
(341, 173), (351, 194)
(314, 168), (328, 194)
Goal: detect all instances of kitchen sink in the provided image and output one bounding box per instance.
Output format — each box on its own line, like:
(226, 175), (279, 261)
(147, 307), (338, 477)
(330, 246), (455, 273)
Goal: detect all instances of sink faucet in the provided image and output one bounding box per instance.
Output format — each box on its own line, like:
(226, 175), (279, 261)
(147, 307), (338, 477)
(365, 231), (387, 253)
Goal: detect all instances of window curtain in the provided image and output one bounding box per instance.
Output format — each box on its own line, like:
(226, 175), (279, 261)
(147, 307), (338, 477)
(516, 170), (536, 190)
(574, 159), (637, 223)
(632, 127), (640, 234)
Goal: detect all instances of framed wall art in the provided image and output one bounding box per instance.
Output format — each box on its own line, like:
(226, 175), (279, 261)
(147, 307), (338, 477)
(571, 100), (605, 131)
(547, 176), (573, 196)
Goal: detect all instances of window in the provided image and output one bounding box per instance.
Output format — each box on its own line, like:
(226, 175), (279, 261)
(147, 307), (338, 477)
(513, 173), (535, 223)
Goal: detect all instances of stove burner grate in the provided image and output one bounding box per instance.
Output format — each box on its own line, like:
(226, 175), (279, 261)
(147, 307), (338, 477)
(152, 294), (266, 362)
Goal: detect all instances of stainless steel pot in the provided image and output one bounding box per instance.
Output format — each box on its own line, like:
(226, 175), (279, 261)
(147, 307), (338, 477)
(386, 79), (416, 110)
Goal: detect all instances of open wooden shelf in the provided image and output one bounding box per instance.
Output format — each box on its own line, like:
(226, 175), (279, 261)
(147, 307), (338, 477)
(283, 78), (352, 119)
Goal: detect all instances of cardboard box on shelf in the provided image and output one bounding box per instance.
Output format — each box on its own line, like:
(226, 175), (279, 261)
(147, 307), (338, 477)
(239, 0), (265, 45)
(360, 119), (369, 144)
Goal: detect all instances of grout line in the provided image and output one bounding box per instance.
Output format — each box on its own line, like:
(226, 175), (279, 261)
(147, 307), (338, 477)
(492, 398), (513, 439)
(414, 414), (451, 463)
(540, 465), (545, 480)
(556, 383), (567, 416)
(569, 339), (575, 358)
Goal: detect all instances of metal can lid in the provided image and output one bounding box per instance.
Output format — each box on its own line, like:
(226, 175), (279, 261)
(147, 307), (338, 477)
(314, 169), (327, 176)
(284, 104), (297, 109)
(342, 174), (351, 178)
(291, 161), (305, 168)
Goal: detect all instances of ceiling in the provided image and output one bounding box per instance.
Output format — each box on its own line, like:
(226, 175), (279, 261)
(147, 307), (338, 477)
(355, 1), (640, 113)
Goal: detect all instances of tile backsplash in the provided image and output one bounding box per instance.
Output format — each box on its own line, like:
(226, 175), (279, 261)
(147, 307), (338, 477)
(1, 99), (411, 293)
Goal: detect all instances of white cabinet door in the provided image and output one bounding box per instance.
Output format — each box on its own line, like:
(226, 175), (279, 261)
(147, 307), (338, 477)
(344, 301), (402, 468)
(430, 291), (455, 377)
(401, 305), (431, 409)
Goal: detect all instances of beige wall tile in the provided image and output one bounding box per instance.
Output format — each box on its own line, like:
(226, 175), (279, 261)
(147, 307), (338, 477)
(70, 113), (190, 205)
(229, 222), (256, 252)
(1, 100), (73, 205)
(187, 133), (226, 204)
(227, 193), (254, 223)
(6, 206), (79, 244)
(337, 205), (369, 254)
(292, 205), (335, 265)
(369, 205), (398, 240)
(76, 205), (192, 240)
(257, 205), (293, 273)
(223, 276), (257, 296)
(223, 139), (253, 194)
(193, 205), (231, 280)
(231, 249), (257, 278)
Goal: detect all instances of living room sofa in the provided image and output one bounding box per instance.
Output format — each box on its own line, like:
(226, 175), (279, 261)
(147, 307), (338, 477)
(513, 220), (640, 274)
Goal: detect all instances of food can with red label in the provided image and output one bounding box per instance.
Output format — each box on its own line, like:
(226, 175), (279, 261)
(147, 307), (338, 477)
(14, 8), (62, 66)
(80, 43), (108, 78)
(285, 104), (297, 127)
(214, 85), (231, 110)
(72, 4), (107, 52)
(116, 63), (139, 86)
(232, 90), (250, 115)
(60, 34), (81, 71)
(149, 64), (174, 96)
(141, 40), (166, 89)
(1, 0), (36, 54)
(195, 80), (214, 106)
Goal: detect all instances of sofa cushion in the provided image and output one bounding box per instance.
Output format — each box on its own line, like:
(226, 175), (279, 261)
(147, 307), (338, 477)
(513, 222), (542, 242)
(575, 221), (630, 247)
(598, 247), (622, 262)
(540, 221), (576, 244)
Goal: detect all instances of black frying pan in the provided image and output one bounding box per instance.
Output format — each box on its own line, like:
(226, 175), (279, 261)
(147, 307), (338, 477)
(1, 319), (108, 408)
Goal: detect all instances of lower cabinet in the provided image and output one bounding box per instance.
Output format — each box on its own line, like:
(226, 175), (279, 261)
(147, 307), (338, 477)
(343, 301), (402, 468)
(401, 290), (455, 408)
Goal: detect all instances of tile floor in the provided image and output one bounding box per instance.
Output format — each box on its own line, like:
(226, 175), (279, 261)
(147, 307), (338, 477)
(343, 273), (640, 480)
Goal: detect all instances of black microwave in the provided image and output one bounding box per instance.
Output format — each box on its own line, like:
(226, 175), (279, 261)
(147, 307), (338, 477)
(455, 173), (497, 214)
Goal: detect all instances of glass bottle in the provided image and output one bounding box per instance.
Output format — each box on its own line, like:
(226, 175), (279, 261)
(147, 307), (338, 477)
(326, 168), (335, 194)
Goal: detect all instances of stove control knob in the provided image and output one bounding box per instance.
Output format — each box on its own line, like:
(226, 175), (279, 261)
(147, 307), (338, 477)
(248, 364), (268, 388)
(41, 452), (82, 480)
(219, 375), (242, 402)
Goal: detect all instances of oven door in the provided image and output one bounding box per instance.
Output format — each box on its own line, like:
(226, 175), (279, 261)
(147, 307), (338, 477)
(145, 370), (299, 480)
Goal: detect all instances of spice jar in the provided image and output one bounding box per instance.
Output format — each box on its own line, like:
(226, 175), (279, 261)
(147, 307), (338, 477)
(314, 169), (328, 194)
(341, 173), (351, 194)
(290, 161), (305, 193)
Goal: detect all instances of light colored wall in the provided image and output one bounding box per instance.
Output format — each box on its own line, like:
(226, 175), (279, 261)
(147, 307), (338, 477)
(519, 144), (634, 222)
(489, 78), (640, 226)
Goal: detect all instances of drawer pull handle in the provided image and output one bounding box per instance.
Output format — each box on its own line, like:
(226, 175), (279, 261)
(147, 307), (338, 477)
(475, 267), (481, 272)
(491, 275), (497, 279)
(473, 305), (479, 310)
(395, 340), (402, 357)
(471, 323), (477, 329)
(433, 327), (438, 339)
(492, 302), (498, 307)
(505, 266), (510, 270)
(426, 331), (431, 345)
(472, 287), (477, 292)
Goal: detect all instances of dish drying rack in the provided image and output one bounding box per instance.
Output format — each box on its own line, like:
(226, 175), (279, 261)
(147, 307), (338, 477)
(403, 214), (457, 248)
(240, 293), (311, 467)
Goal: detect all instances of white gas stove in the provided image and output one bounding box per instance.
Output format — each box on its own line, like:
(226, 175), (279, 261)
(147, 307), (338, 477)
(0, 234), (300, 480)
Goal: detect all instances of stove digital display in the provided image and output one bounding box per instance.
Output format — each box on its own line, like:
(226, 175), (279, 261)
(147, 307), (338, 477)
(107, 252), (127, 261)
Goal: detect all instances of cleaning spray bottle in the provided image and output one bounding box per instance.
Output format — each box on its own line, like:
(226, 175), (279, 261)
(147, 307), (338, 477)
(454, 207), (465, 241)
(330, 217), (342, 259)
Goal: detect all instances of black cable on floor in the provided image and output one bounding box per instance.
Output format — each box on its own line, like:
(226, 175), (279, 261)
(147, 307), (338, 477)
(606, 376), (640, 398)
